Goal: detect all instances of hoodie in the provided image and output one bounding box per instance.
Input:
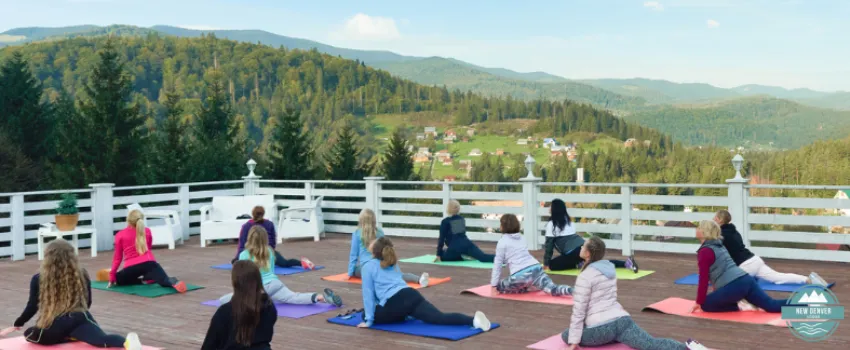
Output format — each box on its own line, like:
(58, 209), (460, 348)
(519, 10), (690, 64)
(491, 233), (540, 286)
(567, 260), (629, 345)
(360, 257), (409, 327)
(719, 223), (755, 265)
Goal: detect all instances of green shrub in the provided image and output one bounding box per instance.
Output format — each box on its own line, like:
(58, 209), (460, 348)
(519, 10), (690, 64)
(56, 193), (79, 215)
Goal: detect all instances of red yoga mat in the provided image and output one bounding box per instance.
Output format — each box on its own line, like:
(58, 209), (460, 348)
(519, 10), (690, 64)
(0, 337), (161, 350)
(321, 273), (451, 289)
(642, 297), (784, 327)
(461, 285), (574, 305)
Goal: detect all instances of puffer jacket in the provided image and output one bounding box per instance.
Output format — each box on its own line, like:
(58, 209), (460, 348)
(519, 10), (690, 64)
(567, 260), (629, 345)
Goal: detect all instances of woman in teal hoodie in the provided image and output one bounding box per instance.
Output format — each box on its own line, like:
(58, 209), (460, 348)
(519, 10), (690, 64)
(348, 209), (430, 287)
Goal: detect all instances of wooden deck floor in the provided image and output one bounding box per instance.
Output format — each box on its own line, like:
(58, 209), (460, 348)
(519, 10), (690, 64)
(1, 235), (847, 350)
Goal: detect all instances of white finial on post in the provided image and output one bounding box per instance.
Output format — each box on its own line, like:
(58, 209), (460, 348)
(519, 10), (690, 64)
(246, 159), (258, 178)
(524, 155), (537, 179)
(731, 154), (744, 181)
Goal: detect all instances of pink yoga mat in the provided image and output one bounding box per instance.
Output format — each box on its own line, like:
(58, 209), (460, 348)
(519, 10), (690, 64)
(0, 337), (161, 350)
(642, 297), (784, 327)
(527, 334), (717, 350)
(461, 285), (574, 305)
(202, 300), (339, 318)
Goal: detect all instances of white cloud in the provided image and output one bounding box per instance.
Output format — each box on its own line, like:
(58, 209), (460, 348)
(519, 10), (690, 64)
(178, 25), (224, 31)
(643, 1), (664, 11)
(706, 19), (720, 28)
(332, 13), (401, 41)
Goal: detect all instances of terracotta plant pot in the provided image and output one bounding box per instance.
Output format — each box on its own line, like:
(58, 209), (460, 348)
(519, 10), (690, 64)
(55, 214), (79, 231)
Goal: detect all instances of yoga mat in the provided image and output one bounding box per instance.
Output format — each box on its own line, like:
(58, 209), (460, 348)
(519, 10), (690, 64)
(548, 268), (655, 280)
(399, 255), (494, 269)
(461, 285), (574, 305)
(202, 300), (339, 319)
(674, 273), (835, 292)
(211, 263), (324, 275)
(321, 273), (451, 289)
(327, 311), (500, 340)
(642, 297), (784, 327)
(0, 337), (161, 350)
(527, 335), (715, 350)
(90, 281), (203, 298)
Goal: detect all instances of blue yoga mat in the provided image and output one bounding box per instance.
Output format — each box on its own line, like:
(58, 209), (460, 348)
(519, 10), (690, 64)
(327, 311), (499, 340)
(211, 263), (324, 275)
(674, 273), (835, 292)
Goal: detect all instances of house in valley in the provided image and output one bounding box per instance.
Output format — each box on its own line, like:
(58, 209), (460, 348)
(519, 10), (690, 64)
(517, 139), (528, 145)
(424, 127), (438, 137)
(469, 148), (483, 156)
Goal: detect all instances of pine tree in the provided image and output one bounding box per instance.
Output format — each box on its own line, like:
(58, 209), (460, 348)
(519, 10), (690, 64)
(0, 51), (53, 162)
(380, 128), (416, 181)
(49, 92), (89, 188)
(265, 108), (315, 179)
(0, 130), (42, 192)
(325, 124), (372, 180)
(152, 91), (187, 183)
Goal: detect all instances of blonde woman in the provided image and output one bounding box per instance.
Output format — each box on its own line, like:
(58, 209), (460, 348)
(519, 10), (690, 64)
(0, 240), (143, 349)
(348, 209), (430, 287)
(220, 225), (342, 307)
(107, 209), (187, 293)
(435, 200), (495, 263)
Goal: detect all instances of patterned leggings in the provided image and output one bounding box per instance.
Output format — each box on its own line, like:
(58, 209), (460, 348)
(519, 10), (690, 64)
(496, 264), (572, 296)
(561, 316), (686, 350)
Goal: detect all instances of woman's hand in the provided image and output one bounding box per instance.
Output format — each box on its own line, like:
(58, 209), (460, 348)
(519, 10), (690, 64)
(491, 286), (500, 295)
(690, 303), (702, 313)
(107, 282), (115, 288)
(543, 265), (550, 272)
(566, 344), (578, 350)
(434, 256), (441, 262)
(356, 322), (369, 328)
(0, 327), (20, 337)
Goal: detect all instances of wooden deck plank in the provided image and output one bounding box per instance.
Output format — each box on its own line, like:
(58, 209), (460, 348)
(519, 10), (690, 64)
(1, 234), (847, 349)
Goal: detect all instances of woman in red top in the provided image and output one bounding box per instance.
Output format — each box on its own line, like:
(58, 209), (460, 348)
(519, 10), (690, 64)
(107, 209), (187, 293)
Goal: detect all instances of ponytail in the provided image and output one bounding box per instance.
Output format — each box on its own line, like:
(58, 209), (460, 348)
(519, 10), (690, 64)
(127, 210), (147, 255)
(371, 236), (398, 268)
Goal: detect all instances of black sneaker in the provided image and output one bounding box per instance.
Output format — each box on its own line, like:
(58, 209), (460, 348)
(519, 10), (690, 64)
(168, 277), (179, 285)
(323, 288), (343, 307)
(626, 256), (639, 273)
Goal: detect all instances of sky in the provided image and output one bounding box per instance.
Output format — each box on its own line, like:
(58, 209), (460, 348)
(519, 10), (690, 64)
(1, 0), (848, 91)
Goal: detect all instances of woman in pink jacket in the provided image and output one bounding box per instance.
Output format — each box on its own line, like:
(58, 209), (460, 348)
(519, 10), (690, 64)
(107, 209), (187, 293)
(563, 237), (705, 350)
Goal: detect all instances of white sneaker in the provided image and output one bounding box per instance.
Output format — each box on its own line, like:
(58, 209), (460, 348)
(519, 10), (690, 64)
(686, 339), (708, 350)
(124, 332), (142, 350)
(419, 272), (430, 287)
(809, 272), (828, 287)
(472, 311), (491, 331)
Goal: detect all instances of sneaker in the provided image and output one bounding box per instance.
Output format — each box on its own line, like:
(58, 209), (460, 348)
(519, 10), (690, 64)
(686, 339), (708, 350)
(626, 256), (639, 273)
(124, 332), (142, 350)
(809, 272), (828, 287)
(173, 281), (188, 293)
(737, 300), (757, 311)
(472, 311), (491, 332)
(301, 257), (315, 270)
(419, 272), (430, 287)
(323, 288), (343, 307)
(168, 277), (179, 286)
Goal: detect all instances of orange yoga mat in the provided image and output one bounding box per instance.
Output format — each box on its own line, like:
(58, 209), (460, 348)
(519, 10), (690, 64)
(0, 337), (161, 350)
(461, 285), (574, 305)
(642, 297), (784, 327)
(321, 273), (451, 289)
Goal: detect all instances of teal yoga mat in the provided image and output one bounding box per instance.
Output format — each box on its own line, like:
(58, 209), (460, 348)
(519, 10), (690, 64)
(91, 281), (203, 298)
(399, 255), (494, 269)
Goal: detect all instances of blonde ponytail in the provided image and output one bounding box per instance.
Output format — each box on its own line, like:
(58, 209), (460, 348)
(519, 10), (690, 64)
(127, 210), (147, 255)
(359, 208), (377, 247)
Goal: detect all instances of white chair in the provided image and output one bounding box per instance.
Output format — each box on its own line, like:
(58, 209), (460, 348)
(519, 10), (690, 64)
(278, 196), (325, 242)
(199, 195), (276, 247)
(126, 203), (183, 249)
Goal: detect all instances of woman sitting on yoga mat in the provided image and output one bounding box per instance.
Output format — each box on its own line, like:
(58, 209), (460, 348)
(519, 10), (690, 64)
(434, 200), (495, 263)
(691, 220), (796, 314)
(714, 210), (827, 286)
(233, 205), (315, 270)
(105, 209), (187, 293)
(491, 214), (573, 296)
(221, 225), (342, 307)
(203, 260), (277, 350)
(357, 236), (491, 331)
(349, 208), (430, 287)
(0, 240), (144, 349)
(563, 237), (706, 350)
(544, 199), (637, 273)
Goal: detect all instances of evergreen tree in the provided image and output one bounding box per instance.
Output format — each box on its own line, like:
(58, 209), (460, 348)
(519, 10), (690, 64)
(380, 128), (416, 181)
(0, 130), (42, 192)
(151, 91), (187, 183)
(0, 51), (53, 162)
(49, 92), (88, 188)
(265, 108), (315, 179)
(325, 124), (372, 180)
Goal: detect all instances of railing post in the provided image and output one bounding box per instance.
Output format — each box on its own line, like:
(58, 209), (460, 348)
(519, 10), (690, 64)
(727, 154), (750, 245)
(620, 185), (633, 257)
(243, 159), (260, 196)
(11, 194), (25, 261)
(90, 183), (115, 252)
(364, 177), (384, 227)
(178, 184), (191, 241)
(442, 182), (451, 217)
(520, 178), (541, 250)
(304, 182), (313, 202)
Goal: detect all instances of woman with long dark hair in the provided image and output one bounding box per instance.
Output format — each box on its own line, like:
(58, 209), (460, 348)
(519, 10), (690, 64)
(234, 206), (315, 270)
(202, 260), (277, 350)
(544, 199), (637, 272)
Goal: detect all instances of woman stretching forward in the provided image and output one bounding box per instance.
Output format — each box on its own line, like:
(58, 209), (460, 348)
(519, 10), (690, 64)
(435, 200), (495, 263)
(349, 208), (430, 287)
(563, 237), (706, 350)
(233, 206), (315, 270)
(221, 225), (342, 307)
(203, 260), (277, 350)
(491, 214), (572, 296)
(0, 240), (143, 349)
(106, 209), (187, 293)
(358, 236), (491, 330)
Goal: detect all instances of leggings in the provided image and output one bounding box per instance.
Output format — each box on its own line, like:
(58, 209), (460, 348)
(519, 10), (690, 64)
(274, 250), (301, 268)
(441, 241), (495, 263)
(703, 274), (792, 313)
(550, 249), (627, 271)
(354, 265), (420, 284)
(24, 312), (125, 348)
(371, 288), (472, 326)
(220, 278), (317, 305)
(561, 316), (686, 350)
(115, 261), (173, 288)
(497, 264), (572, 296)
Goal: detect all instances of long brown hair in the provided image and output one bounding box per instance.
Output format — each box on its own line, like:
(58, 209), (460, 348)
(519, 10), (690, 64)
(581, 236), (606, 272)
(500, 214), (521, 234)
(37, 240), (88, 328)
(371, 236), (398, 269)
(245, 225), (271, 270)
(359, 208), (377, 247)
(230, 260), (267, 346)
(251, 206), (265, 224)
(127, 209), (147, 255)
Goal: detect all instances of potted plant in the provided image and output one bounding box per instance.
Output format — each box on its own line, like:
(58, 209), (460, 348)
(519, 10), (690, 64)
(55, 193), (79, 231)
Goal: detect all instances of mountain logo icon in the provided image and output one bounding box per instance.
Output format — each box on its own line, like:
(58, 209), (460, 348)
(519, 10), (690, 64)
(797, 290), (829, 304)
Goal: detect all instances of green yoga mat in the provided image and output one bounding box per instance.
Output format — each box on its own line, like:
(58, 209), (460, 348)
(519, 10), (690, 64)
(91, 281), (204, 298)
(547, 268), (655, 280)
(399, 255), (494, 269)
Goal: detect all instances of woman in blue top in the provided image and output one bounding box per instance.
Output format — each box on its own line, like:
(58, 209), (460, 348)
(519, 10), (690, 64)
(435, 200), (495, 263)
(348, 209), (430, 287)
(357, 236), (492, 330)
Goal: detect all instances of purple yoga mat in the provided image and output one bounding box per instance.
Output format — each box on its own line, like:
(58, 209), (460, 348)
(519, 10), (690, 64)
(202, 300), (340, 319)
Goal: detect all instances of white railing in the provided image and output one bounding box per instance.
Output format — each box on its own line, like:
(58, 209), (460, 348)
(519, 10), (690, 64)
(3, 157), (850, 262)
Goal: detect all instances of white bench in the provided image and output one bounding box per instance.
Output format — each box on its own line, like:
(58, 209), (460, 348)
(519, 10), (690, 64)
(126, 203), (183, 249)
(278, 196), (325, 242)
(199, 195), (276, 247)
